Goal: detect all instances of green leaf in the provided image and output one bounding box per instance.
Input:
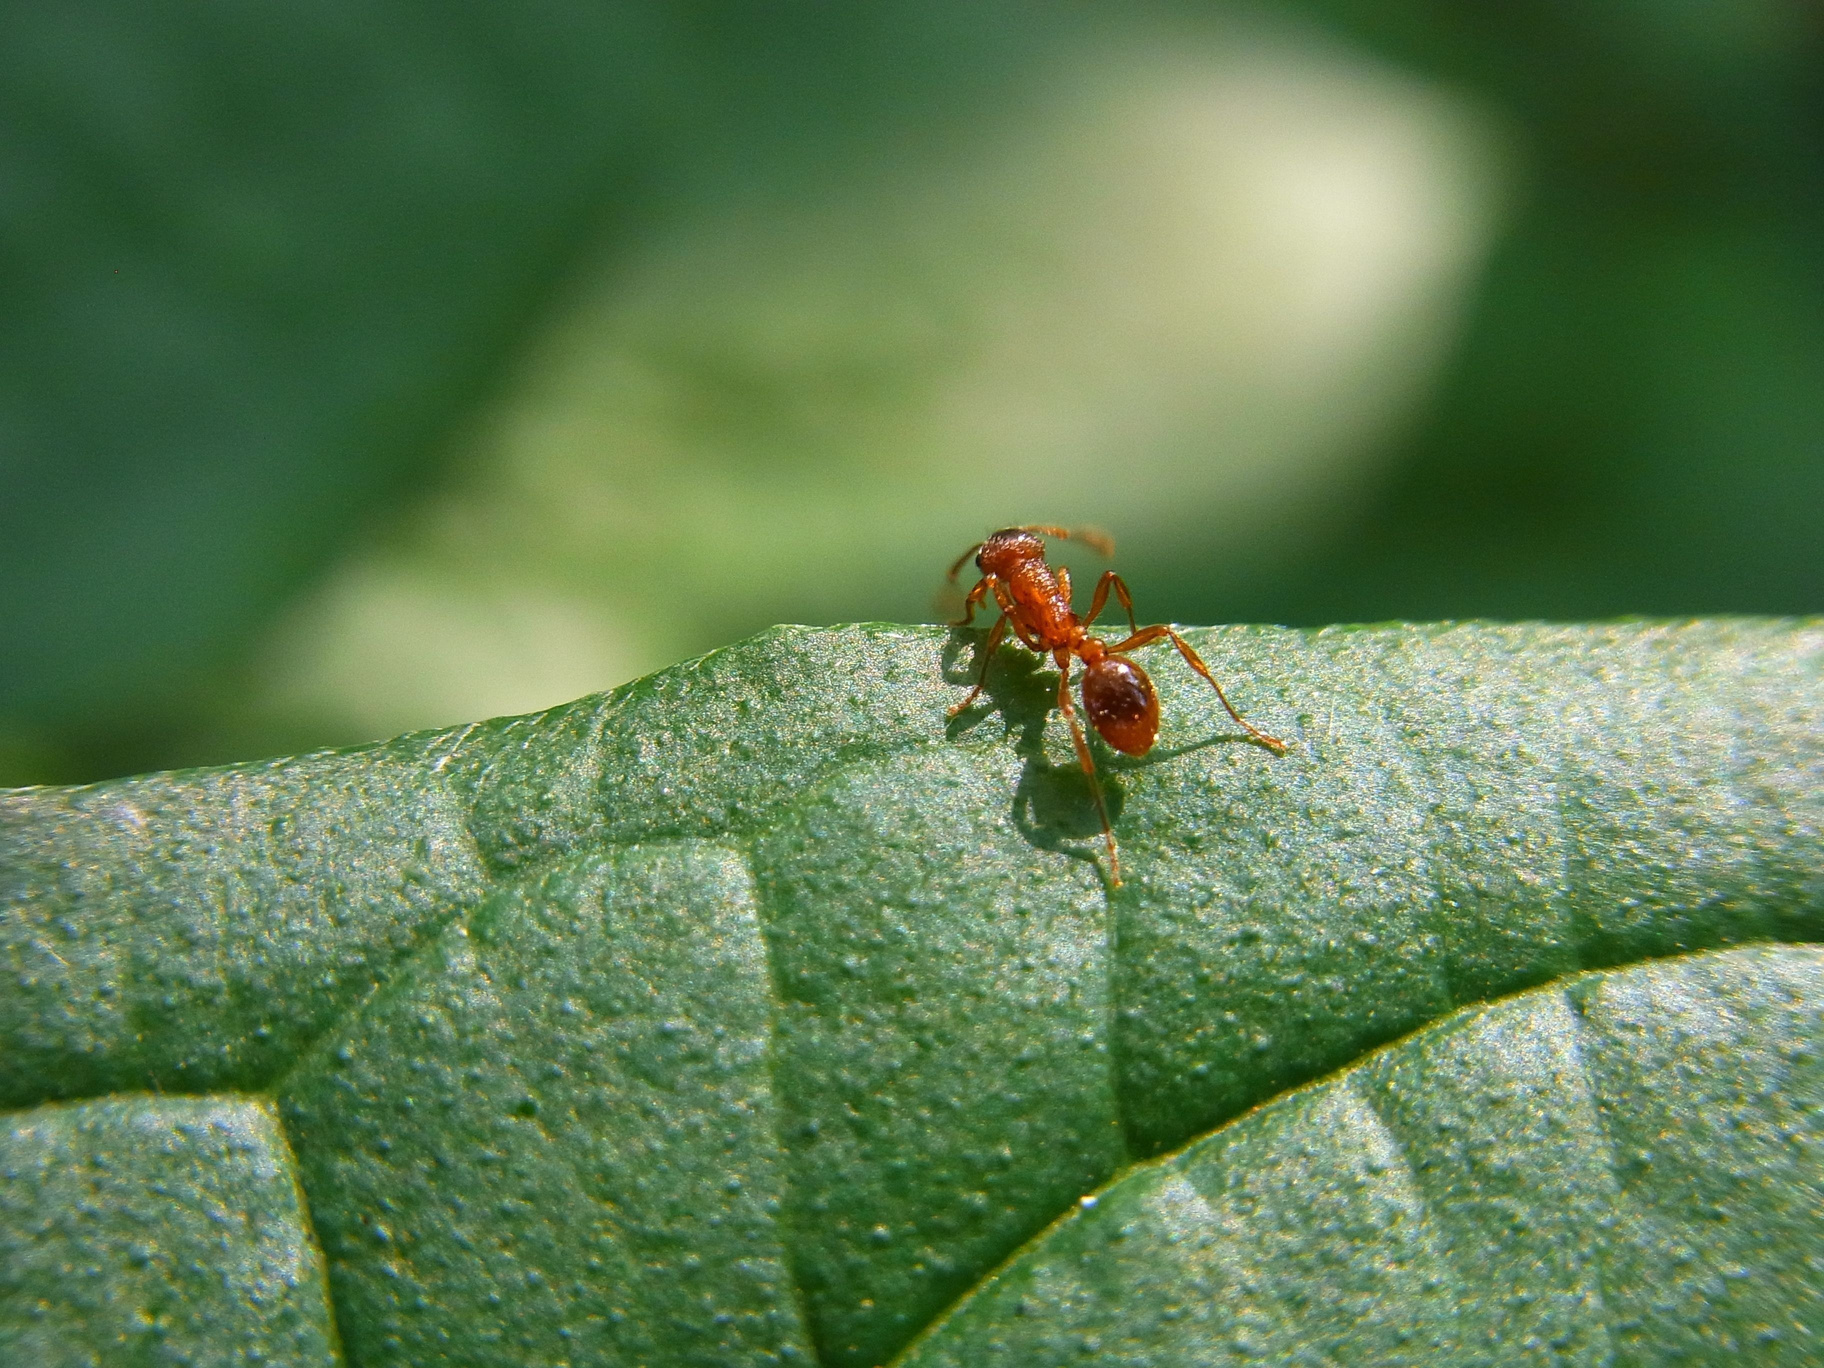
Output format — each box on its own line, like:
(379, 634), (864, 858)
(1, 1096), (337, 1365)
(4, 619), (1821, 1366)
(902, 946), (1824, 1365)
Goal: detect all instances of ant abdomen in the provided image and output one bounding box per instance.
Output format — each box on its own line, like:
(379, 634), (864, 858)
(1083, 656), (1159, 756)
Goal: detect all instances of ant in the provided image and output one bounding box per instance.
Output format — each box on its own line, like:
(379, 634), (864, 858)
(947, 524), (1286, 886)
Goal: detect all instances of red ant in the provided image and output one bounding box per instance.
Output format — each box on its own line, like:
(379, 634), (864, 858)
(947, 524), (1286, 886)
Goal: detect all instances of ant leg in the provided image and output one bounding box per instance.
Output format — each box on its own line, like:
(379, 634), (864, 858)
(1106, 625), (1168, 652)
(1053, 653), (1122, 886)
(1083, 572), (1111, 626)
(1081, 571), (1139, 635)
(1108, 626), (1287, 753)
(949, 614), (1010, 717)
(1164, 628), (1286, 751)
(952, 576), (989, 627)
(990, 580), (1046, 651)
(1108, 572), (1139, 635)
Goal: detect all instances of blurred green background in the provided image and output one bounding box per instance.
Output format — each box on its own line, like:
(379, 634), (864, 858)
(4, 1), (1820, 786)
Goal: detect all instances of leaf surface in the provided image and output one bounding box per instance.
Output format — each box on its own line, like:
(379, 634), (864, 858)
(3, 620), (1821, 1365)
(903, 946), (1824, 1366)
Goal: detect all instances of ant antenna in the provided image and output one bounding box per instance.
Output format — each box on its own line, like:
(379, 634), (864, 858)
(1013, 524), (1115, 559)
(947, 542), (985, 583)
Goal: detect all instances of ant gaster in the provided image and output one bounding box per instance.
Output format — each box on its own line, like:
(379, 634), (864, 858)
(947, 524), (1286, 886)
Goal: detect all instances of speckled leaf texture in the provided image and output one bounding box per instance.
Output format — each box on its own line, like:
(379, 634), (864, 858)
(4, 620), (1821, 1367)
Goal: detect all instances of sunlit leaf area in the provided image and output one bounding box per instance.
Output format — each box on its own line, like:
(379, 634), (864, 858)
(4, 2), (1818, 783)
(6, 622), (1822, 1364)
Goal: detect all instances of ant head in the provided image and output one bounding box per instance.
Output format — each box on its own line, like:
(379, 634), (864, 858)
(977, 528), (1046, 578)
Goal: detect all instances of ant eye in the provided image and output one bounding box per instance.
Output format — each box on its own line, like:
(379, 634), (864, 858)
(975, 551), (986, 569)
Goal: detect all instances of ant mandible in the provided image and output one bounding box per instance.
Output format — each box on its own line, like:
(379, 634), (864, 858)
(947, 524), (1287, 887)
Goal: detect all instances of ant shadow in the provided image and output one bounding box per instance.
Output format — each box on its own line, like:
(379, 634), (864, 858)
(941, 628), (1255, 879)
